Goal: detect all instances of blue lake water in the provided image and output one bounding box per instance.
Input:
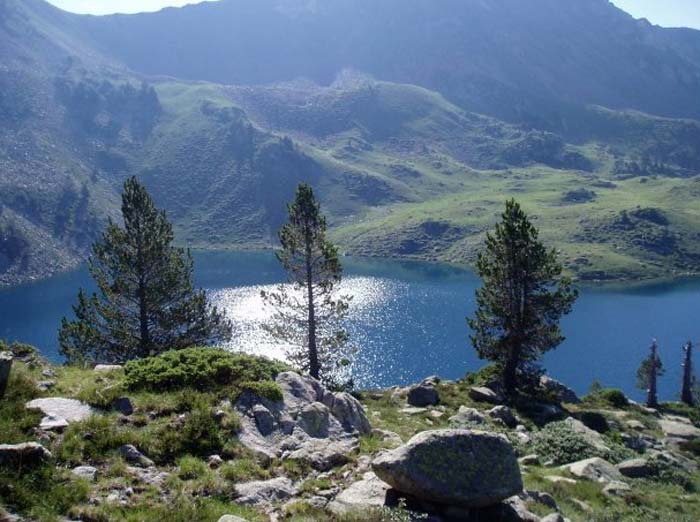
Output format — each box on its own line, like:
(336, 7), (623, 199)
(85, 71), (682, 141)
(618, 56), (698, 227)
(1, 251), (698, 402)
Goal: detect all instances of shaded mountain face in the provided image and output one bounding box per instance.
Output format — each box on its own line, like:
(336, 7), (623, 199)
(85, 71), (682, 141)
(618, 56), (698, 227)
(0, 0), (699, 285)
(72, 0), (700, 128)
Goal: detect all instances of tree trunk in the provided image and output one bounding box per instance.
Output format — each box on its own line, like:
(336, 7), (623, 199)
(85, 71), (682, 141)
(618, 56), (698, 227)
(681, 341), (694, 406)
(138, 278), (150, 357)
(647, 341), (659, 408)
(306, 251), (320, 380)
(502, 349), (518, 397)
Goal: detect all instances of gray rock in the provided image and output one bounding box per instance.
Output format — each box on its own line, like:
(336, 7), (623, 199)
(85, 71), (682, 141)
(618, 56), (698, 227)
(39, 415), (70, 432)
(561, 457), (622, 483)
(322, 392), (372, 434)
(659, 416), (700, 440)
(297, 402), (331, 438)
(234, 477), (297, 505)
(625, 419), (645, 431)
(540, 375), (580, 404)
(526, 490), (557, 510)
(603, 481), (632, 497)
(407, 380), (440, 407)
(372, 429), (522, 508)
(0, 442), (52, 467)
(286, 437), (357, 471)
(616, 458), (652, 478)
(208, 455), (224, 469)
(488, 406), (518, 428)
(0, 352), (12, 399)
(541, 514), (566, 522)
(468, 386), (503, 404)
(562, 417), (610, 453)
(217, 516), (248, 522)
(327, 472), (391, 515)
(372, 429), (403, 447)
(519, 455), (540, 466)
(94, 365), (123, 372)
(112, 397), (134, 416)
(26, 398), (95, 429)
(544, 476), (577, 485)
(276, 371), (322, 410)
(125, 466), (169, 486)
(449, 406), (486, 426)
(72, 466), (98, 482)
(118, 444), (154, 467)
(252, 404), (276, 436)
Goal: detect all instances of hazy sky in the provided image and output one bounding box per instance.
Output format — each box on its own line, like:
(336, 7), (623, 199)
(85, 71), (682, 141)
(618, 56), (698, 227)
(45, 0), (700, 29)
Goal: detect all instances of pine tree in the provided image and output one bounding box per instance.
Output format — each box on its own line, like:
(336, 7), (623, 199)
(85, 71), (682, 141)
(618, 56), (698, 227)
(468, 199), (578, 396)
(59, 177), (231, 364)
(681, 341), (694, 406)
(261, 184), (351, 386)
(636, 339), (664, 408)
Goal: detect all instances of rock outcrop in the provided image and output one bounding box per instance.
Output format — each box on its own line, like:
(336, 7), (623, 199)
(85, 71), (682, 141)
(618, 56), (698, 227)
(26, 397), (95, 432)
(539, 376), (580, 404)
(468, 386), (503, 404)
(372, 429), (523, 508)
(235, 372), (371, 470)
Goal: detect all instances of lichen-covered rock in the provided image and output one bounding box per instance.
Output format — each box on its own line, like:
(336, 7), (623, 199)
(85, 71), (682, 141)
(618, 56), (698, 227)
(234, 477), (297, 505)
(603, 481), (632, 497)
(561, 457), (622, 483)
(562, 417), (610, 453)
(322, 391), (372, 434)
(72, 465), (98, 481)
(659, 416), (700, 440)
(26, 397), (95, 431)
(297, 402), (331, 438)
(285, 437), (357, 471)
(0, 442), (52, 467)
(251, 404), (276, 436)
(372, 429), (523, 508)
(327, 472), (391, 515)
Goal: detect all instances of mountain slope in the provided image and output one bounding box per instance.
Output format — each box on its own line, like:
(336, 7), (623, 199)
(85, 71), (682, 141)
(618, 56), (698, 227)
(0, 0), (699, 285)
(69, 0), (700, 129)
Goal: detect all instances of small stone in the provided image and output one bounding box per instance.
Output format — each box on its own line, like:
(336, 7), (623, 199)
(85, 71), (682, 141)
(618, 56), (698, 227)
(119, 444), (154, 467)
(449, 406), (486, 425)
(544, 475), (577, 485)
(625, 419), (645, 431)
(208, 454), (224, 469)
(112, 397), (134, 416)
(72, 465), (98, 482)
(571, 498), (592, 512)
(407, 380), (440, 407)
(487, 406), (518, 428)
(468, 386), (503, 404)
(401, 406), (428, 415)
(519, 454), (540, 466)
(603, 481), (632, 497)
(561, 457), (622, 483)
(39, 415), (70, 432)
(218, 516), (248, 522)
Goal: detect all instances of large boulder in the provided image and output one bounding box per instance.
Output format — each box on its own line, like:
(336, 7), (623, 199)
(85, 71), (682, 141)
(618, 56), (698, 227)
(561, 457), (622, 483)
(562, 417), (610, 453)
(372, 429), (522, 508)
(659, 416), (700, 441)
(407, 379), (440, 407)
(0, 352), (12, 399)
(539, 375), (580, 404)
(0, 442), (52, 468)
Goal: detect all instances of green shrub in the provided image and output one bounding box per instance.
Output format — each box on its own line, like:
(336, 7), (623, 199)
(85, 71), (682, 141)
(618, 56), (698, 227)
(177, 456), (209, 481)
(124, 347), (287, 391)
(585, 388), (629, 408)
(532, 421), (597, 465)
(240, 380), (283, 402)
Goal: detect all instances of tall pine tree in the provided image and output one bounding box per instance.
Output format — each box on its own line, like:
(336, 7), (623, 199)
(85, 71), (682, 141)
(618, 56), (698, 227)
(59, 177), (231, 364)
(262, 184), (351, 386)
(468, 199), (578, 396)
(637, 339), (664, 408)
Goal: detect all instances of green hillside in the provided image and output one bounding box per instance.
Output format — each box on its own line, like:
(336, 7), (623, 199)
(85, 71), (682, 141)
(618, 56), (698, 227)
(0, 0), (699, 284)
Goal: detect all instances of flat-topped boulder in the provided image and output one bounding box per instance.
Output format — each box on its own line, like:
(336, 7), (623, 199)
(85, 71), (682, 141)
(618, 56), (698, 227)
(372, 429), (522, 508)
(616, 458), (653, 478)
(234, 477), (297, 506)
(659, 416), (700, 441)
(327, 472), (391, 515)
(468, 386), (503, 404)
(26, 397), (94, 424)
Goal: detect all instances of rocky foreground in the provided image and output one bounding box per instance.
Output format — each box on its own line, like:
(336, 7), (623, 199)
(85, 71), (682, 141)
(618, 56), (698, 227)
(1, 345), (699, 522)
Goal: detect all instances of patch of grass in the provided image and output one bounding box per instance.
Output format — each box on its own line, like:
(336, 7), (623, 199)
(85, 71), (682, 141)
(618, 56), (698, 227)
(220, 458), (271, 483)
(57, 414), (133, 465)
(240, 380), (283, 402)
(0, 466), (90, 522)
(0, 362), (42, 444)
(177, 456), (209, 481)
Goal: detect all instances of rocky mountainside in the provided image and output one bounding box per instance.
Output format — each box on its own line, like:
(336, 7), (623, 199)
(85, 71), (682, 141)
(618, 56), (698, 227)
(1, 0), (699, 285)
(1, 344), (700, 521)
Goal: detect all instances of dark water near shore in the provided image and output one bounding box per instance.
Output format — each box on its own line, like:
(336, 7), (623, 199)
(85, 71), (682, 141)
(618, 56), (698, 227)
(1, 251), (698, 402)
